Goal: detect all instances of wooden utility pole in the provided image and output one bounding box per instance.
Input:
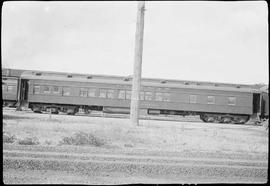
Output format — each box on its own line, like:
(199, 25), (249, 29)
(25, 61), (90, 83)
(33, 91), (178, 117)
(130, 1), (145, 126)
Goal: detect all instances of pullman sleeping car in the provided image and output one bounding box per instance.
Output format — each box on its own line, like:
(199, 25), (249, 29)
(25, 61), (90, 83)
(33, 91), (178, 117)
(16, 70), (265, 124)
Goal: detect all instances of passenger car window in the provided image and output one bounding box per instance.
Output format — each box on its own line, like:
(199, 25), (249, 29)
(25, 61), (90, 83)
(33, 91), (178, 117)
(163, 93), (170, 102)
(126, 90), (131, 100)
(52, 86), (60, 94)
(140, 92), (144, 100)
(88, 88), (96, 97)
(2, 84), (6, 92)
(107, 89), (115, 99)
(62, 87), (71, 96)
(80, 88), (88, 97)
(207, 96), (215, 104)
(34, 85), (40, 94)
(7, 85), (14, 92)
(145, 92), (153, 101)
(118, 90), (125, 99)
(189, 95), (197, 104)
(99, 89), (107, 98)
(228, 97), (236, 105)
(43, 86), (51, 94)
(155, 92), (163, 101)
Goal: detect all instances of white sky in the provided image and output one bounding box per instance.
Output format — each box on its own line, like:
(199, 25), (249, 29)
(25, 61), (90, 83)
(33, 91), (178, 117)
(2, 1), (268, 84)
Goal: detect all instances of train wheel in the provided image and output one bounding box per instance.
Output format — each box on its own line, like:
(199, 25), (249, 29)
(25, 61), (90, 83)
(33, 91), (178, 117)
(32, 106), (42, 113)
(222, 117), (232, 124)
(67, 108), (76, 115)
(205, 115), (214, 122)
(200, 114), (207, 122)
(51, 108), (59, 114)
(84, 109), (91, 114)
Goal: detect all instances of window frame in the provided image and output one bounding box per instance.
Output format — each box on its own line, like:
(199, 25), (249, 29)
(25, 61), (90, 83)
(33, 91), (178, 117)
(2, 84), (7, 92)
(140, 91), (144, 100)
(107, 89), (115, 99)
(43, 85), (51, 94)
(145, 91), (153, 101)
(62, 87), (71, 96)
(7, 85), (14, 92)
(52, 86), (61, 94)
(207, 95), (215, 104)
(125, 90), (131, 100)
(118, 90), (125, 99)
(189, 95), (197, 104)
(228, 96), (236, 106)
(155, 92), (163, 101)
(79, 88), (88, 97)
(88, 88), (96, 97)
(99, 89), (107, 98)
(33, 85), (41, 94)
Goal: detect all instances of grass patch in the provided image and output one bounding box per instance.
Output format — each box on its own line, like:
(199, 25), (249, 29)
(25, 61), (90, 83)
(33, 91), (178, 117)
(17, 136), (40, 145)
(59, 132), (105, 147)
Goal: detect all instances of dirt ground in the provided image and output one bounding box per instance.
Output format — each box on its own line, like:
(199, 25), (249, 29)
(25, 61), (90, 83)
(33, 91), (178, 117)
(2, 108), (269, 184)
(3, 108), (268, 154)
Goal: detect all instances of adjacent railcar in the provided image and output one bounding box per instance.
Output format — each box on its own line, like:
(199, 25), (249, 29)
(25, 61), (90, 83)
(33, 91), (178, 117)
(2, 76), (19, 107)
(2, 68), (28, 107)
(20, 71), (260, 124)
(260, 86), (269, 120)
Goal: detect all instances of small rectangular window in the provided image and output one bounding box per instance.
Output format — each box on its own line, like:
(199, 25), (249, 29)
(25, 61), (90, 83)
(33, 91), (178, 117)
(7, 85), (14, 92)
(34, 85), (40, 94)
(228, 97), (236, 105)
(118, 90), (125, 99)
(43, 86), (51, 94)
(155, 92), (163, 101)
(126, 90), (131, 100)
(2, 85), (6, 92)
(163, 93), (170, 102)
(88, 88), (96, 97)
(63, 87), (71, 96)
(140, 92), (144, 100)
(145, 92), (153, 101)
(207, 96), (215, 104)
(107, 89), (115, 99)
(189, 95), (197, 104)
(80, 88), (88, 97)
(99, 89), (107, 98)
(52, 86), (60, 94)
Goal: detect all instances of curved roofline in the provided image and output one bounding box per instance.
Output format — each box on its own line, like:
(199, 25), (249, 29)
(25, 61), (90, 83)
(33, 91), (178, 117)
(21, 71), (258, 93)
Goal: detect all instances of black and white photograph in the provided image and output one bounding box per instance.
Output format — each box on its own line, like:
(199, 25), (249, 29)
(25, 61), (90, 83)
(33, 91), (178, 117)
(2, 1), (268, 184)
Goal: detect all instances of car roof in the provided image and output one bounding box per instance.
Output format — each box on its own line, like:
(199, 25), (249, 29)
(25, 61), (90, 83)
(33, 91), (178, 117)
(20, 71), (259, 93)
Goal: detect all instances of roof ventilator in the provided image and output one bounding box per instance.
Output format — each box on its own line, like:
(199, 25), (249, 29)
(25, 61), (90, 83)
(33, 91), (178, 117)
(67, 74), (72, 78)
(35, 72), (42, 76)
(87, 76), (92, 79)
(161, 80), (167, 84)
(123, 77), (131, 81)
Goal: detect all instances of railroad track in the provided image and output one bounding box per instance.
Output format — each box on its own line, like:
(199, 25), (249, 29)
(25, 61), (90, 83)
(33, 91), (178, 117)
(3, 145), (268, 183)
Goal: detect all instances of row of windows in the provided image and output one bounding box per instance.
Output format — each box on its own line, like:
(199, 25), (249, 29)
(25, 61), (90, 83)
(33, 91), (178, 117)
(33, 85), (171, 102)
(32, 85), (237, 105)
(189, 95), (236, 105)
(2, 85), (15, 92)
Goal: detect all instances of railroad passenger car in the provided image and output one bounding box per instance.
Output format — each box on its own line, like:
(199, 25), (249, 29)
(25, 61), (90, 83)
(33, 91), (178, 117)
(2, 76), (19, 107)
(260, 86), (269, 120)
(2, 68), (28, 107)
(19, 70), (261, 124)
